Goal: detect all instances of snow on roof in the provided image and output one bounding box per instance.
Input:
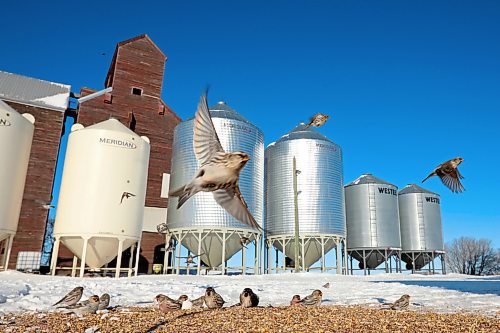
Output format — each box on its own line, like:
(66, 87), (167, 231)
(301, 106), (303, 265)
(0, 71), (70, 112)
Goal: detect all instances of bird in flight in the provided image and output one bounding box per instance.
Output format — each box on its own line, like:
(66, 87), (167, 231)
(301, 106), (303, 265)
(304, 113), (329, 129)
(422, 157), (465, 193)
(169, 92), (261, 230)
(176, 253), (205, 264)
(120, 191), (136, 204)
(240, 237), (249, 249)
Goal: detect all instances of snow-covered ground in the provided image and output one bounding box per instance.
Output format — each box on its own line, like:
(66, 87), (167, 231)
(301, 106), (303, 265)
(0, 271), (498, 316)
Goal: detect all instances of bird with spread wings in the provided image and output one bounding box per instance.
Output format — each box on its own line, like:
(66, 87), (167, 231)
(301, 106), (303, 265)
(169, 93), (261, 230)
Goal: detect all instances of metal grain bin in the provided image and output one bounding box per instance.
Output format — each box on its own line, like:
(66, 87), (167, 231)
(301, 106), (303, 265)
(265, 124), (345, 268)
(167, 101), (264, 268)
(398, 184), (444, 270)
(345, 174), (401, 269)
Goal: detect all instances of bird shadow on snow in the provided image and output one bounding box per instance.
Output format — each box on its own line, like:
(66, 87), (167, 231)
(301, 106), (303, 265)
(372, 280), (500, 296)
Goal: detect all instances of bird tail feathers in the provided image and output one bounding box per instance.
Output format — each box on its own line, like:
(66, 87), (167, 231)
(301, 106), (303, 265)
(421, 173), (435, 183)
(169, 186), (196, 209)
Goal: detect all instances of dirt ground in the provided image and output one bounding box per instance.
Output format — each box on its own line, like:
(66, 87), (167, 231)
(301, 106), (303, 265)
(1, 305), (499, 333)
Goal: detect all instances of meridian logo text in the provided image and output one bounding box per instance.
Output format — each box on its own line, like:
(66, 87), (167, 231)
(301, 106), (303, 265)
(0, 118), (11, 126)
(99, 137), (137, 149)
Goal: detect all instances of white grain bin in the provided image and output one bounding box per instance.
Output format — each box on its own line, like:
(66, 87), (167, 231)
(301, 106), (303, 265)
(0, 100), (35, 269)
(53, 118), (150, 269)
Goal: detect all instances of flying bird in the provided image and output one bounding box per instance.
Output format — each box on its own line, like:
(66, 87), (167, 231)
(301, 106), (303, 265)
(120, 191), (136, 204)
(156, 222), (169, 234)
(290, 295), (302, 306)
(300, 290), (323, 307)
(240, 237), (249, 249)
(422, 157), (465, 193)
(204, 287), (225, 309)
(176, 253), (204, 264)
(169, 93), (261, 230)
(389, 294), (410, 310)
(53, 287), (84, 308)
(304, 113), (329, 129)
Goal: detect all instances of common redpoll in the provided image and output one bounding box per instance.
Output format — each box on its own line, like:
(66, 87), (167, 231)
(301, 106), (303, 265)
(68, 295), (100, 315)
(422, 157), (465, 193)
(120, 191), (136, 204)
(300, 290), (322, 307)
(155, 294), (176, 307)
(157, 295), (184, 312)
(240, 237), (249, 249)
(53, 287), (84, 308)
(290, 295), (302, 306)
(239, 288), (259, 308)
(304, 113), (329, 129)
(204, 287), (225, 309)
(98, 293), (110, 310)
(176, 253), (205, 264)
(390, 294), (410, 310)
(180, 295), (193, 309)
(169, 93), (261, 230)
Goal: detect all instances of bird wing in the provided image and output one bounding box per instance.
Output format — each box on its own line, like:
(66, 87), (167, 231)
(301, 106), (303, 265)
(213, 187), (261, 230)
(439, 169), (465, 193)
(300, 294), (317, 306)
(191, 296), (205, 308)
(193, 94), (224, 166)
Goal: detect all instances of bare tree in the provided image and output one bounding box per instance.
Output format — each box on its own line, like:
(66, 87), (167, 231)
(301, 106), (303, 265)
(445, 237), (500, 275)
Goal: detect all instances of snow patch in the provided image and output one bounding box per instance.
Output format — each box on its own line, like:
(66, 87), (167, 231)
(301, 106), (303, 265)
(32, 92), (69, 110)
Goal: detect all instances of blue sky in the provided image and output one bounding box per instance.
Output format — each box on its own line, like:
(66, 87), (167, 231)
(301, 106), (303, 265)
(1, 1), (499, 250)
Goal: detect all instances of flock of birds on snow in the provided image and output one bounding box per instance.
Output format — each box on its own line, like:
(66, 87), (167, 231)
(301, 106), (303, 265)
(51, 284), (411, 315)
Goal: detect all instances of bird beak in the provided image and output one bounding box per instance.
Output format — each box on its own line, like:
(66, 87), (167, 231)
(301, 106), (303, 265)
(243, 156), (250, 161)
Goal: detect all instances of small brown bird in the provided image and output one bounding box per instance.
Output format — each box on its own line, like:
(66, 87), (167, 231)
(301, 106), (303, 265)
(240, 237), (249, 249)
(290, 295), (302, 306)
(236, 288), (259, 308)
(300, 290), (323, 307)
(390, 294), (410, 310)
(169, 93), (261, 230)
(322, 282), (330, 289)
(422, 157), (465, 193)
(154, 294), (176, 306)
(156, 222), (169, 234)
(98, 293), (110, 310)
(120, 191), (136, 204)
(157, 295), (186, 312)
(176, 252), (205, 264)
(67, 295), (100, 315)
(191, 295), (205, 309)
(305, 113), (329, 129)
(204, 287), (225, 309)
(53, 287), (84, 308)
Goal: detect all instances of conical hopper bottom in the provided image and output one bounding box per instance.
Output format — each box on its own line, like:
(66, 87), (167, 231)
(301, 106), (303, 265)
(273, 237), (336, 268)
(61, 236), (136, 269)
(401, 252), (432, 270)
(181, 232), (251, 268)
(350, 251), (386, 269)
